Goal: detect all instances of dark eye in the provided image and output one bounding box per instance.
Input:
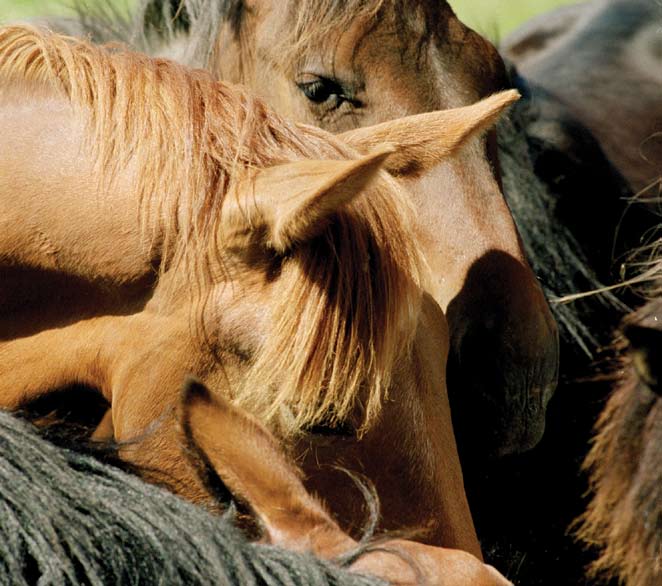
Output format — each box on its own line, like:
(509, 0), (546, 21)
(296, 76), (360, 109)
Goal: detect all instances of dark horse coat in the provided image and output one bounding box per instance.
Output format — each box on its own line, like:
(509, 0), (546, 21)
(578, 299), (662, 586)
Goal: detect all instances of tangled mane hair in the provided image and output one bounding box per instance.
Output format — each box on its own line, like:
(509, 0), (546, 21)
(498, 72), (628, 356)
(620, 235), (662, 298)
(576, 280), (662, 584)
(0, 26), (424, 436)
(72, 0), (454, 73)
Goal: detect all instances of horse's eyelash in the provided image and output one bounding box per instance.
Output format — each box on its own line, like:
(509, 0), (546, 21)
(297, 77), (362, 108)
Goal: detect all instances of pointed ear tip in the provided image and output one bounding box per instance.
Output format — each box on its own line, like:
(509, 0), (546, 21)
(473, 89), (519, 113)
(503, 89), (521, 102)
(465, 90), (520, 126)
(365, 144), (396, 164)
(487, 89), (520, 110)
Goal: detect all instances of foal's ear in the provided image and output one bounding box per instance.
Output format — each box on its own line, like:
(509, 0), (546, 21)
(227, 148), (392, 253)
(179, 378), (350, 554)
(340, 90), (520, 176)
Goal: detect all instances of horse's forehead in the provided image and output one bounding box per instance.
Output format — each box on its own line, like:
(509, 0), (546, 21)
(259, 2), (503, 106)
(257, 2), (454, 66)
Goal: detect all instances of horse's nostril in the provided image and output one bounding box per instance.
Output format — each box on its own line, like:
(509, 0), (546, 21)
(447, 314), (559, 457)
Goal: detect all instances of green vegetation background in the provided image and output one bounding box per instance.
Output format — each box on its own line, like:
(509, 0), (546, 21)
(0, 0), (581, 40)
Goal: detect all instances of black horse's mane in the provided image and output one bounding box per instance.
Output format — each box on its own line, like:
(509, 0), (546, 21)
(0, 410), (384, 586)
(499, 68), (634, 358)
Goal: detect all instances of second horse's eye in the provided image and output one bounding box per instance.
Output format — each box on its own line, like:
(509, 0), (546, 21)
(297, 75), (359, 109)
(298, 77), (342, 103)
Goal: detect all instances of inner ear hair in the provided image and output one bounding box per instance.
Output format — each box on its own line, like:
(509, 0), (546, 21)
(221, 148), (393, 256)
(178, 377), (256, 523)
(340, 89), (520, 177)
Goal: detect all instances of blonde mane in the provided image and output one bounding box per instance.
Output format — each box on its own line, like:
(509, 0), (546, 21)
(0, 25), (425, 436)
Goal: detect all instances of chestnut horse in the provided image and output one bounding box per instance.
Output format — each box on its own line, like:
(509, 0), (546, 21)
(502, 0), (662, 194)
(179, 378), (513, 586)
(65, 0), (559, 457)
(0, 382), (511, 586)
(0, 27), (516, 553)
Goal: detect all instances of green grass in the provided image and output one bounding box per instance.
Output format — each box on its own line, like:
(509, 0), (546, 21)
(449, 0), (582, 40)
(0, 0), (72, 21)
(0, 0), (581, 40)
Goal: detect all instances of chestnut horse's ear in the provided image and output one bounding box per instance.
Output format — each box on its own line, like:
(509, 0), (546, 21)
(178, 378), (353, 556)
(340, 90), (520, 177)
(225, 147), (392, 254)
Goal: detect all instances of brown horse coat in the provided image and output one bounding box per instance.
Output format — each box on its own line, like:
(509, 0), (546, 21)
(61, 0), (560, 457)
(502, 0), (662, 194)
(0, 26), (515, 554)
(179, 378), (513, 586)
(578, 297), (662, 586)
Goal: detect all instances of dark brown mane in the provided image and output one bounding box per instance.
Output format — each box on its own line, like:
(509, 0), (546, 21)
(577, 299), (662, 585)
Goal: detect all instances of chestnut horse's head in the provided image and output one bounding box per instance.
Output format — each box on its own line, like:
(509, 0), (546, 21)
(0, 26), (520, 550)
(129, 0), (559, 455)
(163, 90), (521, 442)
(177, 377), (513, 586)
(53, 19), (517, 442)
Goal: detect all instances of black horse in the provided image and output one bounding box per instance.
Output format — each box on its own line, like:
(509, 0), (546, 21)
(0, 409), (382, 586)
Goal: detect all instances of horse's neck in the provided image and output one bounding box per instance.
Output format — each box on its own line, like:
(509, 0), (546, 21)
(0, 88), (161, 289)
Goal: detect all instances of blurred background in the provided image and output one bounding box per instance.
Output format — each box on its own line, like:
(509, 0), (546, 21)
(452, 0), (580, 40)
(0, 1), (583, 40)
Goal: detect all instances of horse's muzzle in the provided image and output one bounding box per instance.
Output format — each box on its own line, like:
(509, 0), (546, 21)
(446, 251), (560, 459)
(448, 327), (559, 458)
